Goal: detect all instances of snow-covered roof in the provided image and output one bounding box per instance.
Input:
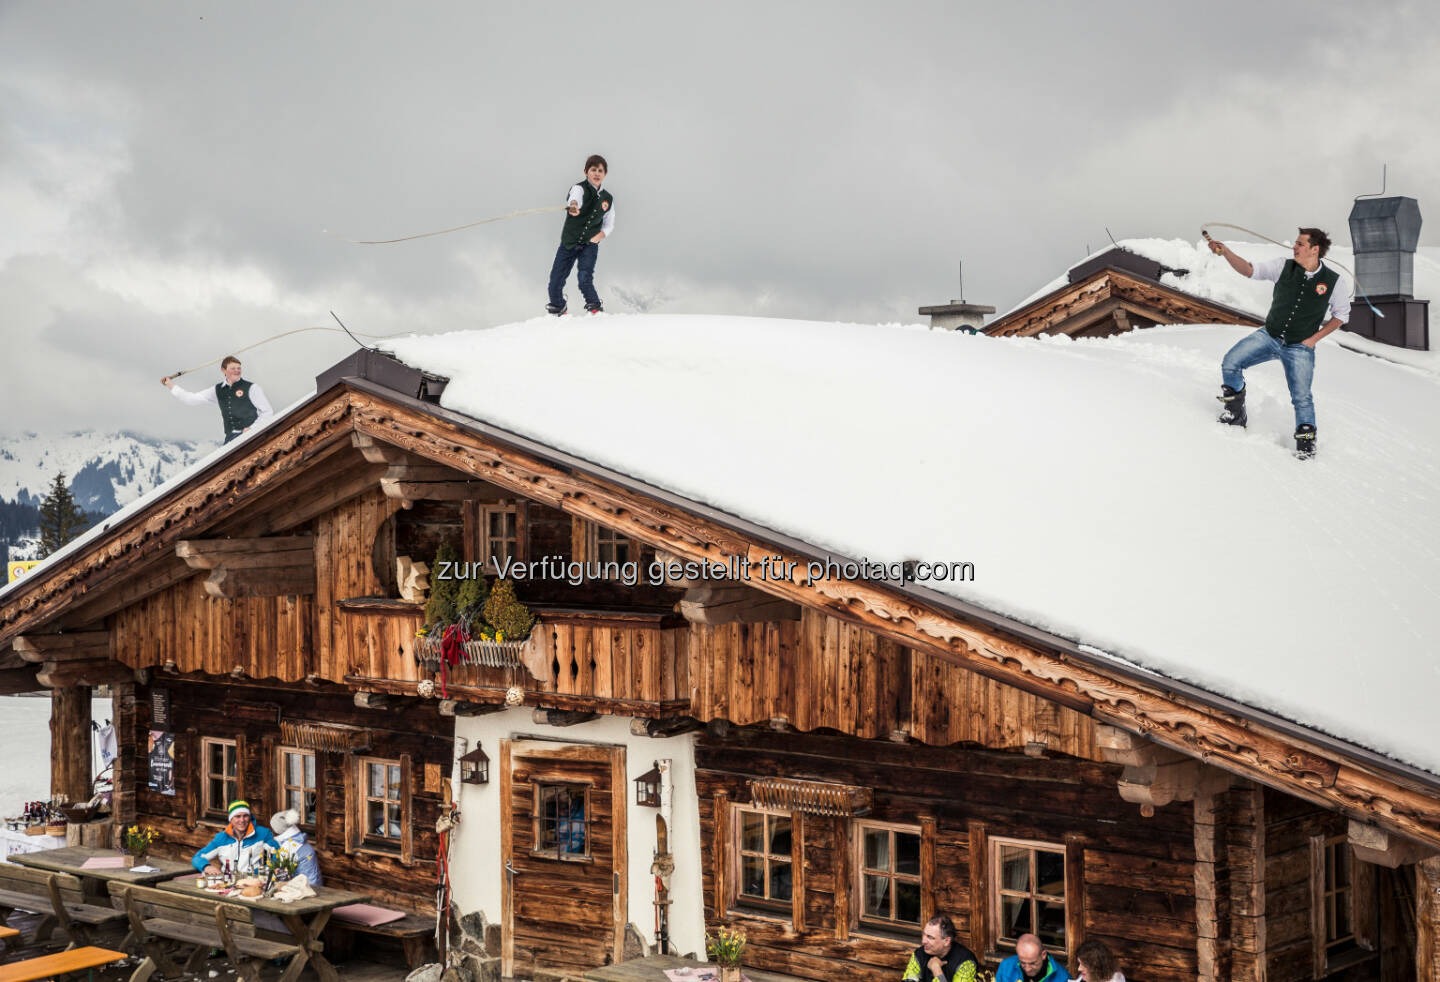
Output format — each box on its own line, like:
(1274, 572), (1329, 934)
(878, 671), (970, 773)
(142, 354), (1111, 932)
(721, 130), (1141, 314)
(1002, 236), (1440, 374)
(381, 315), (1440, 775)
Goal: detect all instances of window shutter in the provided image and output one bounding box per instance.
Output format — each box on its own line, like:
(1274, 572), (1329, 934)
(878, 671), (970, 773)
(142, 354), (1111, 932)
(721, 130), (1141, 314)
(400, 753), (414, 865)
(1309, 834), (1326, 980)
(1352, 851), (1377, 952)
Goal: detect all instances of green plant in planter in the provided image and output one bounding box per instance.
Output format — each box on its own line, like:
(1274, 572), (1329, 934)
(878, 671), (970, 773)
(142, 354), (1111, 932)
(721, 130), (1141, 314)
(424, 542), (461, 629)
(455, 575), (489, 623)
(705, 926), (746, 967)
(482, 579), (534, 641)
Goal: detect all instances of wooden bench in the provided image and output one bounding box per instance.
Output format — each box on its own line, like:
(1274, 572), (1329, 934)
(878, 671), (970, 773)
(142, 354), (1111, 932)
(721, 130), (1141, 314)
(0, 945), (126, 982)
(108, 883), (302, 982)
(326, 908), (435, 970)
(0, 862), (126, 949)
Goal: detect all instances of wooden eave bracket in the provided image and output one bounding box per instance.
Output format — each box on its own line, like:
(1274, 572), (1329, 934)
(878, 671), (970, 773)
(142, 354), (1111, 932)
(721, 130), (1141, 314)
(176, 535), (316, 598)
(354, 431), (487, 507)
(653, 549), (801, 625)
(1348, 819), (1438, 868)
(13, 631), (110, 663)
(1097, 724), (1232, 815)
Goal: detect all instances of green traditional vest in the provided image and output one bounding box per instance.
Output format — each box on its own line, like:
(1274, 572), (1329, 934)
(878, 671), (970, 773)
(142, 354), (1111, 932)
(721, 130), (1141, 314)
(1264, 260), (1340, 344)
(216, 379), (259, 434)
(560, 181), (613, 249)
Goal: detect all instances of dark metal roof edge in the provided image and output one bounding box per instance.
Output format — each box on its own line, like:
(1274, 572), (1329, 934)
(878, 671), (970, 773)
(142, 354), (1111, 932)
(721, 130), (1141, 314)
(344, 376), (1440, 793)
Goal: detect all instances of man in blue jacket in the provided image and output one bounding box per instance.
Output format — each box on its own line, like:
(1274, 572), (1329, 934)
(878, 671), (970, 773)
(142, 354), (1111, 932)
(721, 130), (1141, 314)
(191, 800), (278, 876)
(996, 934), (1070, 982)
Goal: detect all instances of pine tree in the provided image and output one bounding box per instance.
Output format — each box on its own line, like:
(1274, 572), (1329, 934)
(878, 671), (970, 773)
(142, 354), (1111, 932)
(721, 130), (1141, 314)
(37, 472), (89, 558)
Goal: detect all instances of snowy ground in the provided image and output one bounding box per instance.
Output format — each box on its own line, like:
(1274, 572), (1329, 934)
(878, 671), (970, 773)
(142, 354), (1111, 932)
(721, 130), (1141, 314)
(0, 693), (113, 820)
(386, 315), (1440, 775)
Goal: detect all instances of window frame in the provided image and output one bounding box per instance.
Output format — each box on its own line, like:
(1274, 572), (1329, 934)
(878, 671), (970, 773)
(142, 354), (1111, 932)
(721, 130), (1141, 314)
(530, 781), (594, 863)
(275, 745), (319, 831)
(200, 737), (239, 820)
(731, 805), (796, 917)
(479, 503), (519, 570)
(1310, 833), (1374, 977)
(358, 755), (405, 849)
(589, 524), (632, 567)
(854, 820), (925, 932)
(989, 835), (1068, 956)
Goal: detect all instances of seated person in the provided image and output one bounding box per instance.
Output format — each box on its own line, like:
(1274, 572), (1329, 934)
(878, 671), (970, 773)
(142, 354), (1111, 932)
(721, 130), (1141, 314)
(997, 934), (1070, 982)
(270, 808), (322, 886)
(903, 913), (979, 982)
(1075, 939), (1124, 982)
(192, 800), (279, 875)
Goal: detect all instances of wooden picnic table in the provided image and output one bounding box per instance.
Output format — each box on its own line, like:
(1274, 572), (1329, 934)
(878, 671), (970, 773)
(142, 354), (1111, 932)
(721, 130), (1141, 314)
(9, 846), (193, 897)
(157, 876), (369, 982)
(0, 944), (126, 981)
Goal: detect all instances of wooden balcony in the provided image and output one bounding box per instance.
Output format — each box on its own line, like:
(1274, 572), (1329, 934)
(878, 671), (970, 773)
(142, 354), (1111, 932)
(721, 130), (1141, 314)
(344, 606), (690, 717)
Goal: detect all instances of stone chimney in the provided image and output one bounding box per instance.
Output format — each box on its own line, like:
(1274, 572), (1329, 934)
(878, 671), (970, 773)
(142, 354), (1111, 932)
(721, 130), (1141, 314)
(918, 300), (995, 332)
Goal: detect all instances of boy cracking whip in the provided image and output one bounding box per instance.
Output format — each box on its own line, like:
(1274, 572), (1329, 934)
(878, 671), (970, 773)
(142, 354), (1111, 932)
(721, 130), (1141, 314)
(162, 355), (274, 444)
(1209, 228), (1351, 458)
(546, 154), (615, 316)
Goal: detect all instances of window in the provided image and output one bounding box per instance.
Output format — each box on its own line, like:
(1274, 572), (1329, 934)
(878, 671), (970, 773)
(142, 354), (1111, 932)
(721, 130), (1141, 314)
(533, 783), (590, 860)
(361, 757), (404, 845)
(1319, 836), (1354, 951)
(857, 822), (923, 929)
(591, 525), (631, 566)
(202, 738), (238, 818)
(277, 747), (318, 827)
(735, 807), (793, 912)
(481, 504), (518, 569)
(991, 837), (1067, 952)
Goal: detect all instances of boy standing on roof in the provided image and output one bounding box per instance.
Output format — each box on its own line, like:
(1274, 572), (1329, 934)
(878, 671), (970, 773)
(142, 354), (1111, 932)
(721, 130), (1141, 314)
(162, 355), (274, 444)
(1209, 228), (1351, 458)
(546, 154), (614, 316)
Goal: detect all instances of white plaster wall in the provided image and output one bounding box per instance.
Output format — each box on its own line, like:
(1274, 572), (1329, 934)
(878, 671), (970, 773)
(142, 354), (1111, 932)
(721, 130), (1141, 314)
(448, 709), (705, 957)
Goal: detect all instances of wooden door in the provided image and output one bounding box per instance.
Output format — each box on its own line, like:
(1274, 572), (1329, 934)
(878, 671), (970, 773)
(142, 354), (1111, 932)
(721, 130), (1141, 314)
(501, 739), (628, 976)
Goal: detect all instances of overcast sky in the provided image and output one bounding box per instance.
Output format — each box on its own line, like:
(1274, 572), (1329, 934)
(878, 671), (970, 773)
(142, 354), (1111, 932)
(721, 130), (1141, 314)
(3, 1), (1438, 442)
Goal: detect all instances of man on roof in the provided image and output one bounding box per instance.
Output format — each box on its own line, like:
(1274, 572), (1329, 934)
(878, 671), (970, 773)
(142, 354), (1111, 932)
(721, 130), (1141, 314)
(1209, 228), (1352, 458)
(162, 355), (274, 444)
(546, 153), (614, 316)
(191, 800), (278, 875)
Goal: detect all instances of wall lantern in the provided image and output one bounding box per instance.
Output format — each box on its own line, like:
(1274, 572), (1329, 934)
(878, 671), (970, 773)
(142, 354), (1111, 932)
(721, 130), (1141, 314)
(635, 763), (662, 807)
(460, 744), (490, 785)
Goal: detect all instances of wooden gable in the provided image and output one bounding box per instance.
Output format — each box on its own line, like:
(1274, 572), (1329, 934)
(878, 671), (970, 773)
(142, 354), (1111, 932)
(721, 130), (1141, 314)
(985, 266), (1263, 338)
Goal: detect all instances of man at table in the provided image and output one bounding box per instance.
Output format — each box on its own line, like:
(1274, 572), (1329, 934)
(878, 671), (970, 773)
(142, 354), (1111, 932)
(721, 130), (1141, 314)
(192, 800), (278, 876)
(270, 808), (322, 885)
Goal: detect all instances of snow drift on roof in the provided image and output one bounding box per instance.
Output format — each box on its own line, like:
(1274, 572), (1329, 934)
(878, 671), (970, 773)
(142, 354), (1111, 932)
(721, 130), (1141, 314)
(384, 315), (1440, 774)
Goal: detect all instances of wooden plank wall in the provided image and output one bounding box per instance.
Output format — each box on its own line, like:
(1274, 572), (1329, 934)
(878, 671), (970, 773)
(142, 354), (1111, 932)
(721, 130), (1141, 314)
(113, 578), (313, 681)
(124, 679), (451, 913)
(695, 727), (1196, 982)
(687, 608), (1097, 757)
(315, 488), (410, 683)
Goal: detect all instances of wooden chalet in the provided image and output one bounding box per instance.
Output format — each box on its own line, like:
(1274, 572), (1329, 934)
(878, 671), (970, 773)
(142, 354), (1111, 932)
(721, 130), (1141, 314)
(984, 246), (1263, 338)
(3, 349), (1439, 982)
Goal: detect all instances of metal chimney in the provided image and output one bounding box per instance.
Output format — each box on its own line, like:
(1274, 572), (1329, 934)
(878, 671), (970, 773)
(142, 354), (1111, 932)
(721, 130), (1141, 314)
(1344, 196), (1429, 350)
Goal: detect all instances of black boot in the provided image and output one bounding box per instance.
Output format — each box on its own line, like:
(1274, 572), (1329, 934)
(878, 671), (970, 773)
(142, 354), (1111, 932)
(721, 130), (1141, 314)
(1217, 385), (1247, 427)
(546, 300), (567, 316)
(585, 300), (604, 314)
(1294, 424), (1317, 459)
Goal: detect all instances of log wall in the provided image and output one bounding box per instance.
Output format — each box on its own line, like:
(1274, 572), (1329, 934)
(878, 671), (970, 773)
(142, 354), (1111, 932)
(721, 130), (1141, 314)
(119, 679), (452, 913)
(695, 727), (1197, 982)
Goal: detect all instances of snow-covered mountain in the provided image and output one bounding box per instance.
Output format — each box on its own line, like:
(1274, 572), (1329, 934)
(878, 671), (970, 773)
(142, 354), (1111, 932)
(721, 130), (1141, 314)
(0, 431), (214, 513)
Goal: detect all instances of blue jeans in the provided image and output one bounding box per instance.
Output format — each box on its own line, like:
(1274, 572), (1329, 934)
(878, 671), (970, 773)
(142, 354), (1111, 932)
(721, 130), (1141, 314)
(1221, 329), (1316, 428)
(547, 242), (600, 307)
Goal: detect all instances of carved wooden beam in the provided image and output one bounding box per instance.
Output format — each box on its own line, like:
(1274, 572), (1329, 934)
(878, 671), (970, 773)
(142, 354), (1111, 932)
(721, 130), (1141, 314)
(1098, 725), (1231, 815)
(349, 394), (1440, 850)
(438, 699), (506, 717)
(36, 658), (135, 688)
(13, 631), (110, 663)
(176, 535), (315, 569)
(532, 708), (597, 727)
(0, 666), (43, 695)
(354, 691), (390, 710)
(380, 478), (486, 504)
(176, 536), (316, 599)
(629, 716), (704, 738)
(1349, 820), (1438, 869)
